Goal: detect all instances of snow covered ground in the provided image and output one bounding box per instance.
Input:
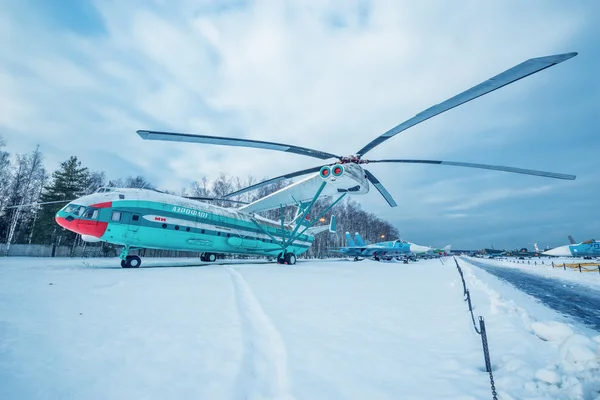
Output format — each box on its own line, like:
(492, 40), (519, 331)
(0, 256), (599, 399)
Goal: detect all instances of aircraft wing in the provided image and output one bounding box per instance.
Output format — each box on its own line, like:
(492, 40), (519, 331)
(239, 173), (353, 213)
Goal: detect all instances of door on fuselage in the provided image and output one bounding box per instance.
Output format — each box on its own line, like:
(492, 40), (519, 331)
(127, 213), (141, 233)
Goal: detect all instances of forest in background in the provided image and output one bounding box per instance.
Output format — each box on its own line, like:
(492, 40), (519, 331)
(0, 136), (399, 258)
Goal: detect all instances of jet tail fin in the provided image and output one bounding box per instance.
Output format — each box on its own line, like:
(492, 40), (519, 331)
(345, 232), (355, 247)
(568, 235), (576, 244)
(354, 232), (366, 246)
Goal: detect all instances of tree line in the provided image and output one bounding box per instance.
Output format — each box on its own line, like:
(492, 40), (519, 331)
(0, 137), (399, 258)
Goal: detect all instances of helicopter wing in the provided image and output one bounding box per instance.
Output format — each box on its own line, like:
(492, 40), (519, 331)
(223, 166), (324, 199)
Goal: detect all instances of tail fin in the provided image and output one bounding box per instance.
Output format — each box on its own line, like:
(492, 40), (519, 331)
(345, 232), (355, 247)
(533, 243), (540, 253)
(354, 233), (366, 246)
(443, 245), (451, 251)
(329, 215), (336, 233)
(568, 235), (576, 244)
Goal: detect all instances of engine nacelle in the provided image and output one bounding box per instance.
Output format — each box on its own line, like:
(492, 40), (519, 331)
(331, 164), (344, 177)
(319, 166), (331, 179)
(81, 234), (102, 243)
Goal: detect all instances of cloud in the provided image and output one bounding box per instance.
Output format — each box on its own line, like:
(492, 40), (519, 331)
(0, 0), (598, 248)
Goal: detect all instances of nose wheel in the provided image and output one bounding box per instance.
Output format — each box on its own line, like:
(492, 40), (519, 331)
(121, 255), (142, 268)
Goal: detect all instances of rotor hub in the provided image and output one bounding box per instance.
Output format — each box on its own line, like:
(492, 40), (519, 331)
(340, 155), (369, 164)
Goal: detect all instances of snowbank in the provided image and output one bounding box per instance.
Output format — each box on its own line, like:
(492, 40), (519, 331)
(459, 258), (600, 399)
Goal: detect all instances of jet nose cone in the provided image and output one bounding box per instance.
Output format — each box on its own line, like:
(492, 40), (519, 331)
(542, 245), (571, 257)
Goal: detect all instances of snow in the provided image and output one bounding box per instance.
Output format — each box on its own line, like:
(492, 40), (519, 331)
(0, 256), (599, 399)
(531, 321), (574, 342)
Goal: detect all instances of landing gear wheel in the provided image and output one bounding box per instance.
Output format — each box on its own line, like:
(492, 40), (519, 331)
(284, 253), (296, 265)
(207, 253), (216, 262)
(121, 255), (141, 268)
(277, 253), (285, 264)
(200, 253), (207, 262)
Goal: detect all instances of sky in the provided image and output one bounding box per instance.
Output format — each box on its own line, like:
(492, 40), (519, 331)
(1, 0), (599, 250)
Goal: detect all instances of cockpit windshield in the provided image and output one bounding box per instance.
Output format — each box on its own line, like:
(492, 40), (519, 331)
(95, 187), (114, 193)
(64, 204), (78, 213)
(62, 204), (87, 217)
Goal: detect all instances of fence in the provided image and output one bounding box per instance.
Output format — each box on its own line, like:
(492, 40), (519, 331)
(501, 258), (600, 274)
(454, 257), (498, 400)
(0, 243), (206, 259)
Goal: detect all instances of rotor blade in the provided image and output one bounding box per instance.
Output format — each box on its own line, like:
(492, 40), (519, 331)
(223, 166), (324, 199)
(356, 52), (578, 157)
(184, 196), (249, 205)
(3, 200), (73, 210)
(137, 130), (340, 160)
(364, 169), (397, 207)
(368, 159), (576, 180)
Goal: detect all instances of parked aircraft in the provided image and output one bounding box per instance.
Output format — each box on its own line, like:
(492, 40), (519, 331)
(542, 239), (600, 258)
(429, 245), (452, 256)
(332, 232), (431, 261)
(5, 52), (579, 267)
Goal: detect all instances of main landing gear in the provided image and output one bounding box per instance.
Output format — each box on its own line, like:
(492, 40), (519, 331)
(200, 252), (217, 262)
(277, 252), (297, 265)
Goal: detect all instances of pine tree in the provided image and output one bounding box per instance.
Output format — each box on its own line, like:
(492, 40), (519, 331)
(32, 156), (90, 245)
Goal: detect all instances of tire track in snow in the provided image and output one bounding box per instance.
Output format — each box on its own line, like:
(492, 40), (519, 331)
(226, 267), (295, 400)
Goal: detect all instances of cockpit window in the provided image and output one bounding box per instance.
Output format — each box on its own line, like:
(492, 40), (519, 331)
(64, 204), (78, 213)
(95, 187), (114, 193)
(83, 208), (98, 220)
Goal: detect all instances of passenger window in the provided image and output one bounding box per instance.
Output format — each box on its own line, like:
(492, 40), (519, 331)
(132, 215), (139, 221)
(111, 211), (122, 222)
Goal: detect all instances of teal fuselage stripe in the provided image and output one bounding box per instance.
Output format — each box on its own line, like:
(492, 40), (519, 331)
(60, 199), (314, 256)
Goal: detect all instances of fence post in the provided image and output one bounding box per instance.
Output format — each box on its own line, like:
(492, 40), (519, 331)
(579, 264), (582, 273)
(563, 263), (566, 270)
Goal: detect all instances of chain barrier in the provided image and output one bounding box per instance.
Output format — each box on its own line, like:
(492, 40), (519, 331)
(453, 257), (498, 400)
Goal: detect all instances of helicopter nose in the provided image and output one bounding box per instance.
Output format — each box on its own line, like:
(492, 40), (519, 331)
(542, 245), (571, 257)
(55, 213), (75, 229)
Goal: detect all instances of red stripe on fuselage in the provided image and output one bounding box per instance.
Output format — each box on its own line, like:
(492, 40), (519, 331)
(90, 201), (112, 209)
(55, 217), (108, 238)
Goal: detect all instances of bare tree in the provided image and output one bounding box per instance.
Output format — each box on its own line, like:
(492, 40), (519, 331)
(3, 146), (47, 252)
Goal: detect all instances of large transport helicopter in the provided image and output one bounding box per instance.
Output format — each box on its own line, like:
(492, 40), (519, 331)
(6, 52), (578, 268)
